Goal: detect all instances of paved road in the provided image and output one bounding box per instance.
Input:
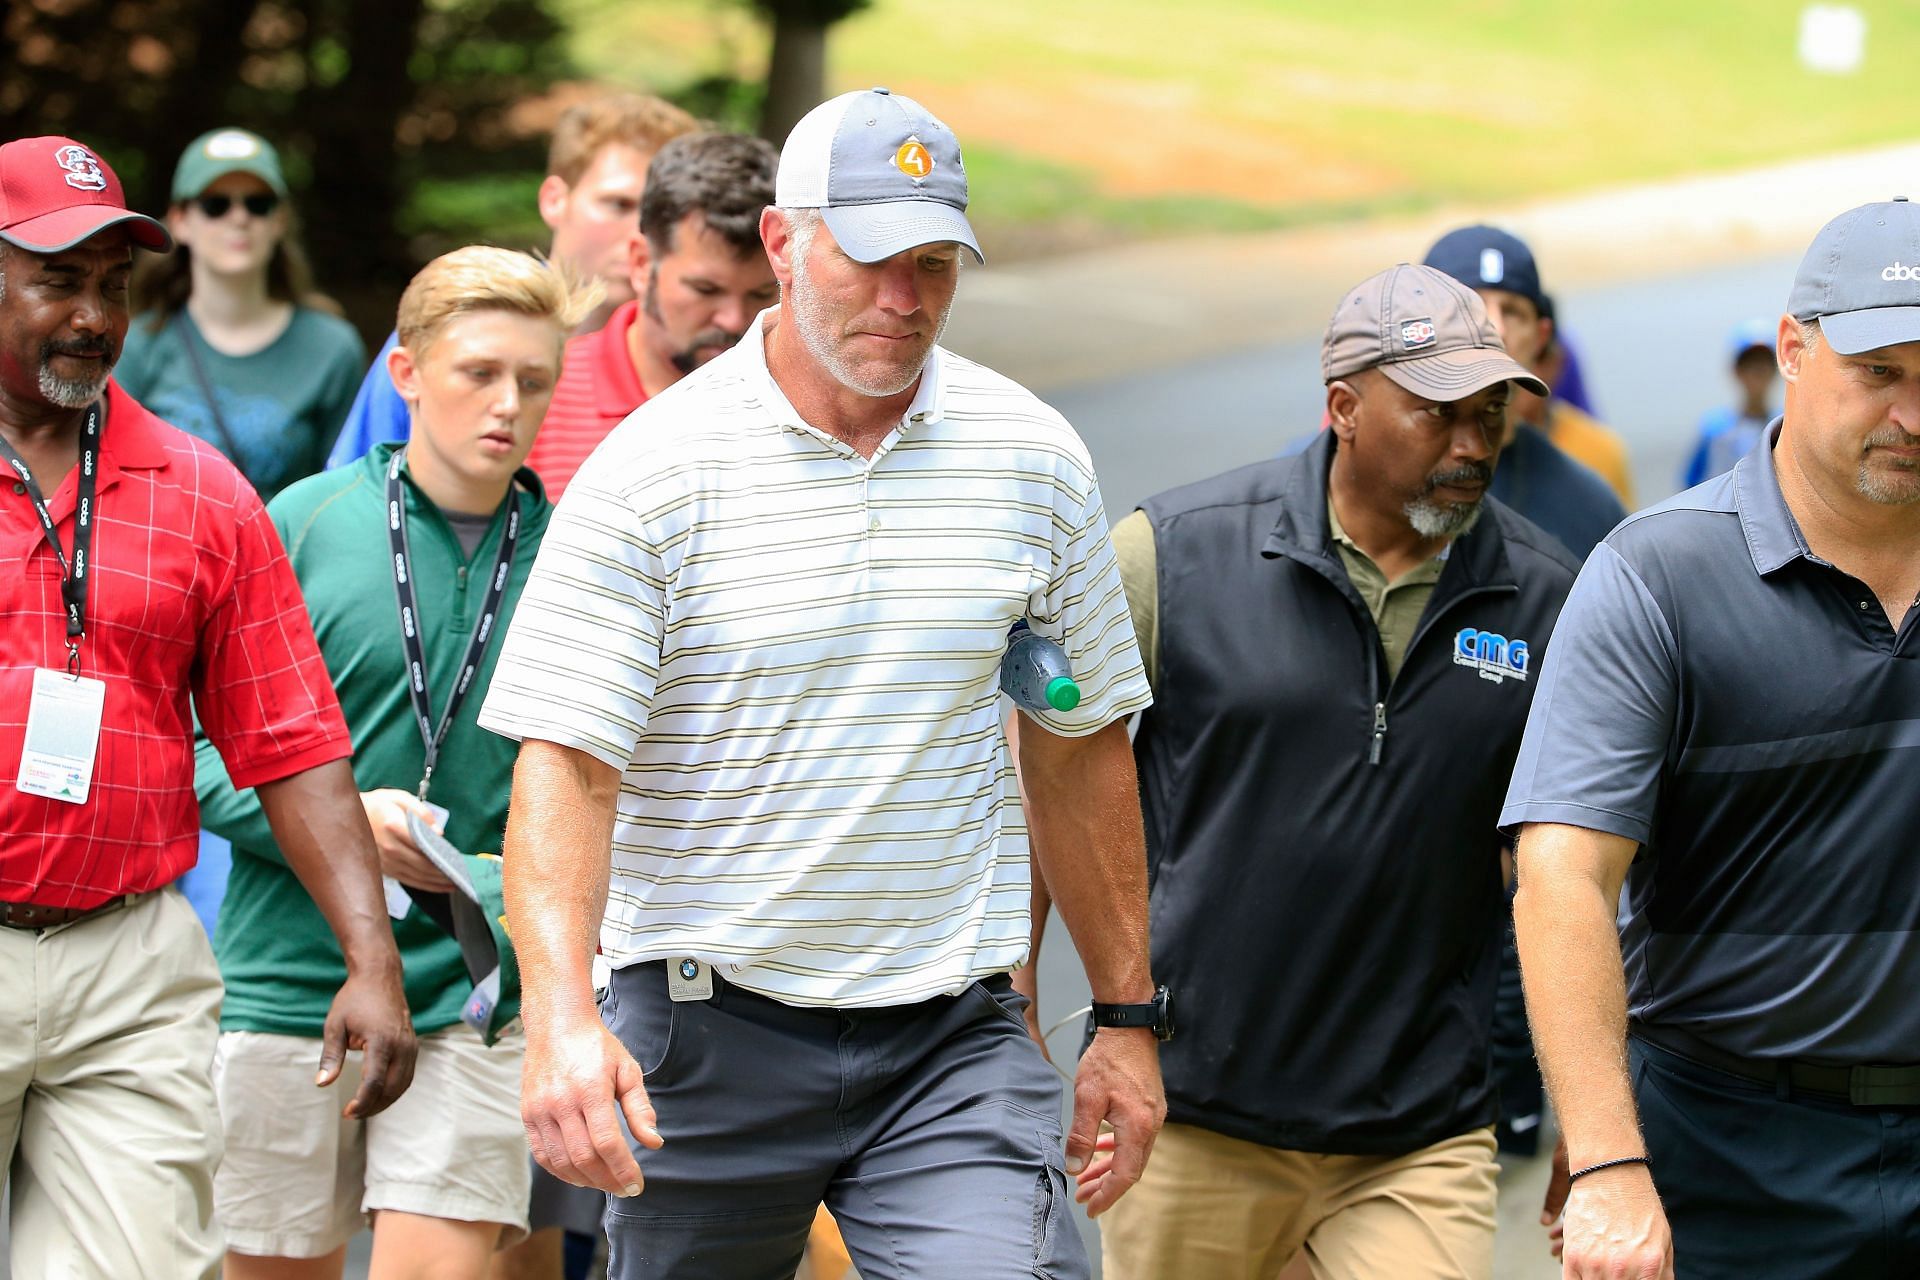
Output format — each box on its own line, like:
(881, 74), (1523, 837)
(1043, 253), (1801, 520)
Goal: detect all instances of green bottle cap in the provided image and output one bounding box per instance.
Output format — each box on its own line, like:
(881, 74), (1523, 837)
(1045, 677), (1081, 712)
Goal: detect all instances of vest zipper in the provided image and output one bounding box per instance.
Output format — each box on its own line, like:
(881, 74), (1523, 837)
(1369, 701), (1388, 765)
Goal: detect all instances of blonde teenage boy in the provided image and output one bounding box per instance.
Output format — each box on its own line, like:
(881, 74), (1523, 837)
(197, 248), (597, 1280)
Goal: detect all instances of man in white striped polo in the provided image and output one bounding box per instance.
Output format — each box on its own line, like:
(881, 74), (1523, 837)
(480, 88), (1168, 1279)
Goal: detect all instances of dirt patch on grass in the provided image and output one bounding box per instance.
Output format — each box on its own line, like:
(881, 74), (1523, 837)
(885, 75), (1399, 208)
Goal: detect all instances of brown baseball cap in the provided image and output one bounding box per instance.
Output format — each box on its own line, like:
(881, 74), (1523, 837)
(1321, 263), (1547, 399)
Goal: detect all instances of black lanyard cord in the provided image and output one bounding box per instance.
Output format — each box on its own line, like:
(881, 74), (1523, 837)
(385, 450), (520, 802)
(0, 400), (103, 673)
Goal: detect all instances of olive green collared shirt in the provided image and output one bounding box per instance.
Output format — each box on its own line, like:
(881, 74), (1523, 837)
(1109, 493), (1445, 692)
(1326, 492), (1445, 681)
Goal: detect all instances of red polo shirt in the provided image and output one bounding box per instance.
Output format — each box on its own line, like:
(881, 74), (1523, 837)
(1, 381), (350, 908)
(527, 299), (650, 499)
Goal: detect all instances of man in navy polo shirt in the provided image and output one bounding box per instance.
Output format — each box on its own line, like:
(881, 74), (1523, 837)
(1507, 200), (1920, 1279)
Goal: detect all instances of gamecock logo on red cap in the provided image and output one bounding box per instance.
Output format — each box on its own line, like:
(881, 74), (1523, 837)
(54, 146), (107, 193)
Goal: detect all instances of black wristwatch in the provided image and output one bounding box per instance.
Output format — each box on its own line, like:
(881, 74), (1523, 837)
(1089, 985), (1175, 1041)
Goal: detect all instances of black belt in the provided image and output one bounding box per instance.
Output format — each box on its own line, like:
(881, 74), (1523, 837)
(0, 893), (133, 931)
(1633, 1023), (1920, 1107)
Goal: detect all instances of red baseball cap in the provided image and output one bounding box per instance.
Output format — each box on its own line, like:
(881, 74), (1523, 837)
(0, 137), (171, 255)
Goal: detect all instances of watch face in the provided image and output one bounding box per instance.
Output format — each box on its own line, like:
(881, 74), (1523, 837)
(1154, 985), (1176, 1041)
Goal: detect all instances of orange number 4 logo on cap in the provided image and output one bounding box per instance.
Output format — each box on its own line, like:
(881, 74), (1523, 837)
(894, 138), (933, 181)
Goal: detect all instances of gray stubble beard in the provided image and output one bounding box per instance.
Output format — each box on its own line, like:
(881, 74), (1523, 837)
(787, 232), (952, 400)
(1403, 496), (1484, 539)
(39, 362), (111, 409)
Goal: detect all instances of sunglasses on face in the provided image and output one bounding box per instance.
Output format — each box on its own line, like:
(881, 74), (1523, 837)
(193, 192), (280, 219)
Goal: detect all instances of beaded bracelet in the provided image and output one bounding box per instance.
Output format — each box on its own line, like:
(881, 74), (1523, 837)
(1568, 1155), (1652, 1183)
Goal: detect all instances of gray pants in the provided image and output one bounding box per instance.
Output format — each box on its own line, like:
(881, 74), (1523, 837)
(602, 961), (1088, 1280)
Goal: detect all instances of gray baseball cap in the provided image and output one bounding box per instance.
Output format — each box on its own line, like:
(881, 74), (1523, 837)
(1789, 198), (1920, 354)
(1322, 263), (1548, 399)
(775, 87), (983, 265)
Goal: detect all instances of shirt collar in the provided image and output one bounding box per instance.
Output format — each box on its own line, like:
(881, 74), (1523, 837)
(592, 300), (648, 420)
(372, 440), (547, 509)
(1325, 482), (1451, 575)
(103, 379), (172, 471)
(1328, 475), (1443, 560)
(1733, 418), (1814, 576)
(738, 306), (949, 436)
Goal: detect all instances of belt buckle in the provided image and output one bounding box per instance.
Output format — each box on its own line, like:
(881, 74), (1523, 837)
(1848, 1064), (1920, 1107)
(2, 902), (48, 929)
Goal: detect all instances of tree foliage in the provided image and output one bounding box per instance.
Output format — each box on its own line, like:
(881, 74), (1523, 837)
(1, 0), (571, 336)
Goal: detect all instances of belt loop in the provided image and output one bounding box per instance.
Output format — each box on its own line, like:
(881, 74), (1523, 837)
(1776, 1061), (1793, 1102)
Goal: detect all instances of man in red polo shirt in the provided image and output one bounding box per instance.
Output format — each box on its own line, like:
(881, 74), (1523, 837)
(528, 131), (778, 497)
(0, 136), (414, 1278)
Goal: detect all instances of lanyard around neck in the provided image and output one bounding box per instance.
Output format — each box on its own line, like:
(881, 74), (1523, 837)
(0, 400), (103, 673)
(385, 451), (521, 802)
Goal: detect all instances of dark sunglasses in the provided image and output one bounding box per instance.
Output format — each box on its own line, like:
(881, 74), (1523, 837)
(193, 192), (280, 219)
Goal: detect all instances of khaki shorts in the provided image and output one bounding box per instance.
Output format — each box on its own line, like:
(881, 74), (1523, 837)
(1101, 1120), (1498, 1280)
(213, 1022), (531, 1258)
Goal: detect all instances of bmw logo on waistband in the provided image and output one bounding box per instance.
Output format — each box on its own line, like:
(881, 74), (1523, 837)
(679, 958), (700, 981)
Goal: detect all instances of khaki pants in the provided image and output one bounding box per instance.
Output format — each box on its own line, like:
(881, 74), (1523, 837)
(0, 888), (224, 1279)
(1101, 1121), (1498, 1280)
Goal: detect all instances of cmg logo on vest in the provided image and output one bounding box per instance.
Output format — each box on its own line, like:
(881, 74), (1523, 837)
(1454, 627), (1530, 684)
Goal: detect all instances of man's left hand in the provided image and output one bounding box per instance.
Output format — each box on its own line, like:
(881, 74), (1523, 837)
(1067, 1026), (1165, 1217)
(318, 960), (417, 1119)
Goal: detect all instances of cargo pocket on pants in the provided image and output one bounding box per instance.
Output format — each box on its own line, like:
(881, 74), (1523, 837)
(1032, 1129), (1070, 1278)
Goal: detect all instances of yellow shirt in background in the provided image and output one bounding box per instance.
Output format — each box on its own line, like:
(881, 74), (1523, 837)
(1545, 401), (1635, 509)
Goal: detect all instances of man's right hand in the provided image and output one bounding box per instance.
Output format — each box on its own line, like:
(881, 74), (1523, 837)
(1558, 1163), (1675, 1279)
(522, 1014), (665, 1196)
(360, 788), (455, 893)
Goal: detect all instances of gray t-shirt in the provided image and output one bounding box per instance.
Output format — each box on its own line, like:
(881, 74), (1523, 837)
(1501, 425), (1920, 1064)
(440, 507), (496, 558)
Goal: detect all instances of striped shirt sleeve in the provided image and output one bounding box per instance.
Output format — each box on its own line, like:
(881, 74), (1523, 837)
(478, 473), (668, 770)
(1022, 467), (1153, 737)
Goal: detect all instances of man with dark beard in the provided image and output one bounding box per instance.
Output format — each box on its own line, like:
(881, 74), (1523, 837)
(527, 131), (779, 498)
(0, 135), (414, 1277)
(1074, 263), (1579, 1280)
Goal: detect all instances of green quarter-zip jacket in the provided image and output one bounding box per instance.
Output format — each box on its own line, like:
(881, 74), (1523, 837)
(196, 442), (550, 1035)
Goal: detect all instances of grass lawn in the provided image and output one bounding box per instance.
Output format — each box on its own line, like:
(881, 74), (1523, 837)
(551, 0), (1920, 248)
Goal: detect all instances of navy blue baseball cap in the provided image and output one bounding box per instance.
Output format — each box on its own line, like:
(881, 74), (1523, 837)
(1424, 225), (1546, 311)
(1789, 199), (1920, 354)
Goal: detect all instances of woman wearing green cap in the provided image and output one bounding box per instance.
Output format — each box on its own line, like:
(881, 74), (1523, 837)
(121, 128), (369, 943)
(120, 126), (365, 503)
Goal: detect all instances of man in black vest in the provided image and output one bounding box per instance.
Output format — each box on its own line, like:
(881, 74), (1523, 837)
(1039, 264), (1579, 1279)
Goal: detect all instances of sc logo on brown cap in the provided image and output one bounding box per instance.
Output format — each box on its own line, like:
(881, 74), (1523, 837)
(894, 138), (933, 182)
